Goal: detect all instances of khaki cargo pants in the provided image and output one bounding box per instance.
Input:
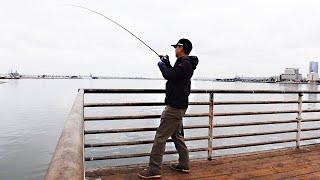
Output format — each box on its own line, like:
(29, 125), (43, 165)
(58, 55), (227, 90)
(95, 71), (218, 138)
(149, 105), (189, 173)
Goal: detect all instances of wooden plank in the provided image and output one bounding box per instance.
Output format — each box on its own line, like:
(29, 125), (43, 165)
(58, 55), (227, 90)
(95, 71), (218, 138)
(170, 147), (320, 179)
(249, 152), (320, 179)
(164, 147), (320, 179)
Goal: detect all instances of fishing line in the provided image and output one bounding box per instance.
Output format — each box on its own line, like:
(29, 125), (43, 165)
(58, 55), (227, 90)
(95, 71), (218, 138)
(63, 4), (161, 57)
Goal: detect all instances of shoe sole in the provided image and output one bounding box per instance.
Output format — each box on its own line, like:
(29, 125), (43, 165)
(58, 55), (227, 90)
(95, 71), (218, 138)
(137, 173), (161, 179)
(169, 166), (190, 173)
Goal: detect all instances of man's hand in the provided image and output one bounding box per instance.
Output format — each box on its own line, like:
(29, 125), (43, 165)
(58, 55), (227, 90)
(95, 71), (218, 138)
(158, 55), (170, 68)
(158, 60), (166, 67)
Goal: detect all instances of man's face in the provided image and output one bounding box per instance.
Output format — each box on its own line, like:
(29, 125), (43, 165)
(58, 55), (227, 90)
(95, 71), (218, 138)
(175, 45), (184, 58)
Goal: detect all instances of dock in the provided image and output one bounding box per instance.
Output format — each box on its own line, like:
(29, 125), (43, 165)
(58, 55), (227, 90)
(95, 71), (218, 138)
(45, 89), (320, 180)
(86, 144), (320, 179)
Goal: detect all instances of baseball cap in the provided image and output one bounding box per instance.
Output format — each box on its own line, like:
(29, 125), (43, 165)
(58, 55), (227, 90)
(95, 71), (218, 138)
(171, 38), (193, 54)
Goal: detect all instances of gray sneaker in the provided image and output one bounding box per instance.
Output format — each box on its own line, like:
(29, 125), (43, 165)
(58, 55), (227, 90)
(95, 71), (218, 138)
(137, 168), (161, 179)
(169, 164), (190, 173)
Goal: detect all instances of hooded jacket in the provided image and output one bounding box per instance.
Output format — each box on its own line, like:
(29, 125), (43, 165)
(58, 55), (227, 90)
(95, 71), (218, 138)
(158, 55), (199, 109)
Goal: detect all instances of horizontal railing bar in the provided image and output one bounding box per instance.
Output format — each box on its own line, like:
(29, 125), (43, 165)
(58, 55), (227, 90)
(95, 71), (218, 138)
(84, 136), (209, 148)
(302, 100), (320, 103)
(301, 127), (320, 132)
(84, 100), (320, 108)
(214, 129), (297, 139)
(213, 138), (296, 150)
(302, 109), (320, 113)
(85, 126), (316, 145)
(85, 114), (159, 121)
(84, 125), (209, 134)
(85, 110), (320, 120)
(85, 147), (208, 161)
(85, 128), (155, 134)
(215, 110), (298, 116)
(84, 102), (210, 107)
(301, 136), (320, 141)
(301, 118), (320, 122)
(214, 100), (299, 105)
(84, 113), (209, 121)
(83, 89), (320, 94)
(215, 109), (320, 116)
(215, 119), (297, 127)
(84, 100), (320, 107)
(85, 102), (164, 107)
(84, 123), (320, 135)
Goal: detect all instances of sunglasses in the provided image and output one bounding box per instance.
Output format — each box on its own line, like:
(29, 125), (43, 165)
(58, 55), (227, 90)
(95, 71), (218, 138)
(172, 43), (184, 48)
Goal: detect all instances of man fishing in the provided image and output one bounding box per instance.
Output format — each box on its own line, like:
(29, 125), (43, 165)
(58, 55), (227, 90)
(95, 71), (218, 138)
(138, 38), (199, 179)
(64, 5), (200, 179)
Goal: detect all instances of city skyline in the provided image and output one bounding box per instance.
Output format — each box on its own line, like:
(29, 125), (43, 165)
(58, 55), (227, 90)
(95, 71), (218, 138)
(2, 60), (318, 79)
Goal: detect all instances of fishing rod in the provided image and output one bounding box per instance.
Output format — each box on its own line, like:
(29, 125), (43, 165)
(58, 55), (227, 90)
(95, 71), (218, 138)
(63, 4), (161, 57)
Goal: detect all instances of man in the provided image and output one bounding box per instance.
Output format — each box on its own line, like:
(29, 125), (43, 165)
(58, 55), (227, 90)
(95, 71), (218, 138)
(138, 38), (199, 179)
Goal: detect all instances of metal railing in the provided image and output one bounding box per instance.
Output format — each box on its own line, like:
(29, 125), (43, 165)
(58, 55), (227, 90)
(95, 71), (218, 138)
(46, 88), (320, 179)
(83, 89), (320, 161)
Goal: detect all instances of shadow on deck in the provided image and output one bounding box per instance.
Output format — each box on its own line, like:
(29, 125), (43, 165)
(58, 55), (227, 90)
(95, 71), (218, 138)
(86, 144), (320, 180)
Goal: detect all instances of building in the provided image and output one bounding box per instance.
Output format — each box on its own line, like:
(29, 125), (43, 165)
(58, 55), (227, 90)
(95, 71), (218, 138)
(9, 71), (21, 79)
(308, 61), (319, 83)
(268, 75), (280, 82)
(308, 73), (318, 82)
(309, 61), (318, 73)
(280, 68), (302, 82)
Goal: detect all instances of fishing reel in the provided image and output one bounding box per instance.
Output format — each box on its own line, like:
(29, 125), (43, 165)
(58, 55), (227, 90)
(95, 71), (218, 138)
(158, 55), (169, 60)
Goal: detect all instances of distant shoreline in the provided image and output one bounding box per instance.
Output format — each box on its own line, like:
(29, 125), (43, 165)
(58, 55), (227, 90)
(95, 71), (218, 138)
(1, 78), (319, 85)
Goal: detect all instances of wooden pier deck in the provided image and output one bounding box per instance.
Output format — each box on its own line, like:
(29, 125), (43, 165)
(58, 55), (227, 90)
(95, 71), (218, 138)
(86, 144), (320, 180)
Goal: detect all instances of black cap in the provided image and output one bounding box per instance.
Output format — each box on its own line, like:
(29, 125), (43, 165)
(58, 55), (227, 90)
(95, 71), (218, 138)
(171, 38), (193, 54)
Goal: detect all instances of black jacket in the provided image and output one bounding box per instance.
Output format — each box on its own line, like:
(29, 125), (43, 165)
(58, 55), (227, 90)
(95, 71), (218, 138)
(158, 55), (199, 109)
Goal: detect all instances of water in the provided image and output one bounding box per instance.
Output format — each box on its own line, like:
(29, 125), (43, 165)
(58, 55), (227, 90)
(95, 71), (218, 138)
(1, 79), (320, 179)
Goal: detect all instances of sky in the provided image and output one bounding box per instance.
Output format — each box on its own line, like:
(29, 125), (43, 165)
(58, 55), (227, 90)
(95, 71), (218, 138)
(0, 0), (320, 78)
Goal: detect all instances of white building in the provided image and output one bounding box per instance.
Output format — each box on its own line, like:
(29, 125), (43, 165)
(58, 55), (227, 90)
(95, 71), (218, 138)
(280, 68), (302, 82)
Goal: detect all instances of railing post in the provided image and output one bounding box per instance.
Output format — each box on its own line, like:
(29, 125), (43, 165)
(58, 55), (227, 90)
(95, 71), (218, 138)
(296, 93), (303, 148)
(208, 93), (214, 160)
(82, 90), (85, 179)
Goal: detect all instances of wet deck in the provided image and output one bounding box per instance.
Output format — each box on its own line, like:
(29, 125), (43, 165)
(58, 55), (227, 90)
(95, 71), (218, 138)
(86, 144), (320, 179)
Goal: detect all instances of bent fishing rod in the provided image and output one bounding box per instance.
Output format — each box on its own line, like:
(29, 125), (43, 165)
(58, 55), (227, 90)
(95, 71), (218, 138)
(63, 4), (162, 57)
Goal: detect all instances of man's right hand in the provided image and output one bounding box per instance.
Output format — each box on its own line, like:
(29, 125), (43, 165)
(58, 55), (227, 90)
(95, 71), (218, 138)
(159, 55), (170, 66)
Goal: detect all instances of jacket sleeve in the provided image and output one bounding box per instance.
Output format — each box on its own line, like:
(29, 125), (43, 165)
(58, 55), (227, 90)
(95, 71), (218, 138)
(159, 61), (193, 80)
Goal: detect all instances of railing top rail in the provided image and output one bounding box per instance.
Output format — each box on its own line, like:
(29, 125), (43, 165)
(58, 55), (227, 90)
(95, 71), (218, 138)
(83, 88), (320, 94)
(45, 89), (85, 180)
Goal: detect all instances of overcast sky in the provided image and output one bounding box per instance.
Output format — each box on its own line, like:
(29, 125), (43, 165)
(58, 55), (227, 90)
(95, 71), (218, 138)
(1, 0), (319, 78)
